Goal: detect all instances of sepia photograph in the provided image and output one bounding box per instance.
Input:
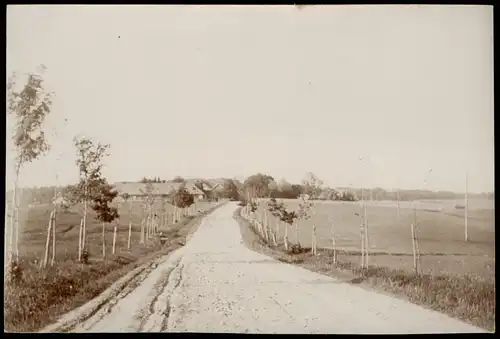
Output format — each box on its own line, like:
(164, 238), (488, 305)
(5, 4), (494, 333)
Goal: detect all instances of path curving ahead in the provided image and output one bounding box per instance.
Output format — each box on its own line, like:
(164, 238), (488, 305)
(68, 203), (487, 334)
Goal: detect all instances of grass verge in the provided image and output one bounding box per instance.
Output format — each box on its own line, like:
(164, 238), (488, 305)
(4, 203), (224, 333)
(234, 207), (495, 332)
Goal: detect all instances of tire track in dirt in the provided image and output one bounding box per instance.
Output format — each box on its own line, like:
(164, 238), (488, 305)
(62, 258), (169, 332)
(139, 256), (185, 332)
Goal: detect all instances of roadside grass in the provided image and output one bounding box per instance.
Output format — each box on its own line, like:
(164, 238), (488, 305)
(4, 201), (223, 333)
(234, 207), (495, 332)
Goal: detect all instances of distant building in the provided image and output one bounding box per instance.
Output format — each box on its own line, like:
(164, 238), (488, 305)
(114, 181), (208, 202)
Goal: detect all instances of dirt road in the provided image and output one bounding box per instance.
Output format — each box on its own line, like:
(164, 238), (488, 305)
(51, 203), (487, 333)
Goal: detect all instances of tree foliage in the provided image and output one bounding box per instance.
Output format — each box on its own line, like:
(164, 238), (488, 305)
(74, 137), (110, 186)
(171, 187), (194, 208)
(243, 173), (276, 199)
(171, 176), (186, 183)
(7, 65), (53, 167)
(139, 177), (165, 183)
(267, 197), (298, 225)
(301, 172), (323, 200)
(91, 180), (119, 223)
(140, 182), (156, 207)
(217, 179), (240, 200)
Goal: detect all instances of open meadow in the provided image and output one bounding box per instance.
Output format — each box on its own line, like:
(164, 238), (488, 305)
(241, 198), (495, 330)
(15, 199), (217, 264)
(4, 197), (221, 332)
(253, 198), (495, 278)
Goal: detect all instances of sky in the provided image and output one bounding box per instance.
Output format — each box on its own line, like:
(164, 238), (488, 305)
(6, 5), (494, 193)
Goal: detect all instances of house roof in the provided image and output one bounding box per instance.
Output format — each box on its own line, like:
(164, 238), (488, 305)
(185, 179), (215, 192)
(208, 178), (227, 189)
(184, 182), (205, 196)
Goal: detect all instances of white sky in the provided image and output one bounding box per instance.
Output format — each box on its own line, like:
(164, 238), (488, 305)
(6, 5), (494, 193)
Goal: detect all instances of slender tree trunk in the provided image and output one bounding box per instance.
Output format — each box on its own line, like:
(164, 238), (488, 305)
(284, 224), (289, 251)
(396, 189), (401, 224)
(127, 220), (132, 250)
(14, 186), (23, 261)
(274, 219), (280, 246)
(263, 210), (269, 244)
(82, 182), (88, 252)
(360, 205), (365, 269)
(112, 223), (117, 255)
(312, 225), (317, 255)
(465, 172), (469, 242)
(78, 218), (83, 261)
(8, 164), (21, 266)
(411, 221), (418, 275)
(43, 210), (55, 268)
(127, 202), (132, 250)
(8, 184), (17, 267)
(51, 207), (56, 266)
(50, 182), (58, 267)
(146, 208), (150, 239)
(102, 221), (106, 258)
(140, 218), (145, 244)
(364, 203), (369, 266)
(411, 207), (421, 275)
(331, 222), (337, 264)
(294, 221), (299, 247)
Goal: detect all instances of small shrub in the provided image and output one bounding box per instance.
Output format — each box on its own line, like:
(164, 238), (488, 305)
(81, 249), (90, 264)
(288, 244), (309, 255)
(7, 260), (24, 286)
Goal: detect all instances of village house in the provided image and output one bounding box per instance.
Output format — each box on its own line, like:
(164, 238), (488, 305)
(113, 181), (207, 202)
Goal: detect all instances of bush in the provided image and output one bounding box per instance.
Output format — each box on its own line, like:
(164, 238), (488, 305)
(288, 244), (309, 255)
(81, 249), (90, 264)
(7, 260), (24, 286)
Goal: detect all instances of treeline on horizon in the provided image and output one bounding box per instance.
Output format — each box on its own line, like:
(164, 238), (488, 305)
(10, 174), (494, 206)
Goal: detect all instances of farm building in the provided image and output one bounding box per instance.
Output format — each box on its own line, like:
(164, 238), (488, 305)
(185, 178), (225, 200)
(113, 181), (207, 201)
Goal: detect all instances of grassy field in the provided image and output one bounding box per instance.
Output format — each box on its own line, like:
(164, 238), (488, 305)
(14, 199), (217, 263)
(252, 198), (495, 277)
(4, 198), (221, 332)
(240, 198), (495, 331)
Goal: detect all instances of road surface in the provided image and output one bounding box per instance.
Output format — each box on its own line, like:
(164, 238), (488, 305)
(54, 203), (486, 333)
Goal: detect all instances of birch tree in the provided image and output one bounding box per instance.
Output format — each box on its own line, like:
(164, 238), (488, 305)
(297, 194), (313, 252)
(7, 66), (53, 268)
(268, 197), (298, 251)
(72, 137), (110, 260)
(301, 173), (323, 255)
(140, 182), (156, 242)
(91, 179), (119, 258)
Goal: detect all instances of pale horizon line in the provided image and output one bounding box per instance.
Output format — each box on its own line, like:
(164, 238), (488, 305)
(10, 175), (494, 196)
